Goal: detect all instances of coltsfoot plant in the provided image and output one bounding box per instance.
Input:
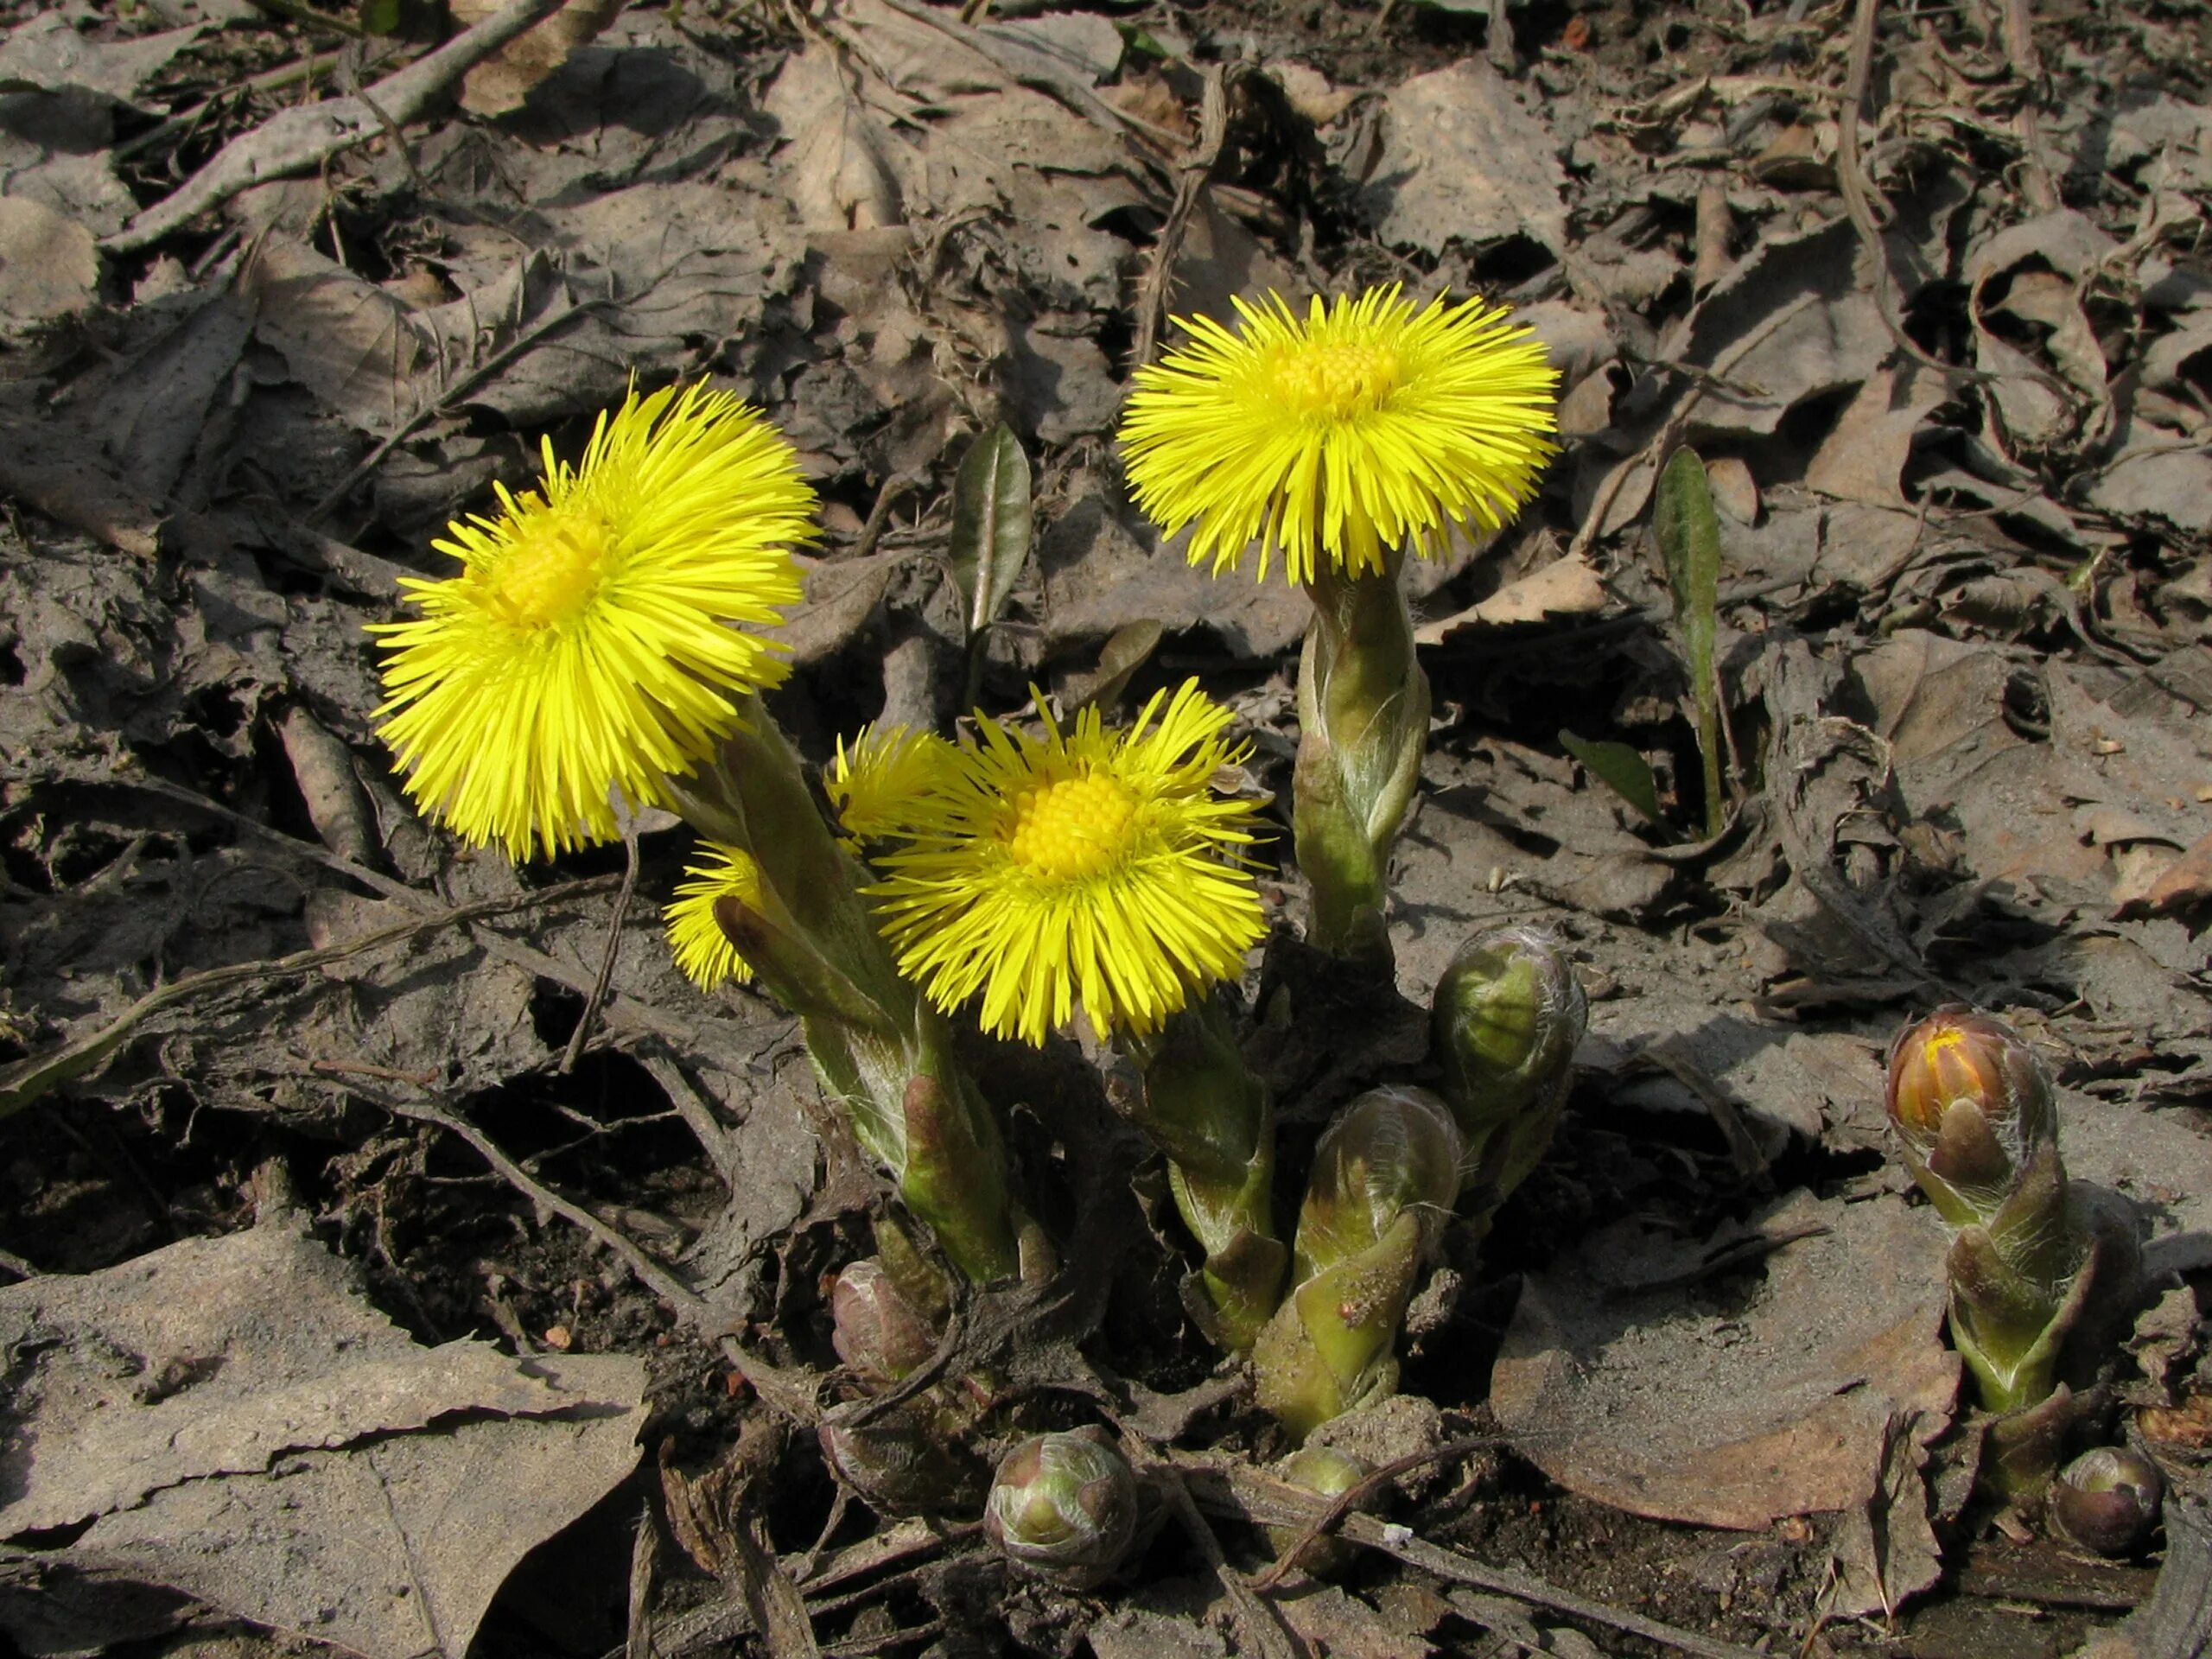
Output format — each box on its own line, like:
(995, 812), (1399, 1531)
(1886, 1007), (2108, 1501)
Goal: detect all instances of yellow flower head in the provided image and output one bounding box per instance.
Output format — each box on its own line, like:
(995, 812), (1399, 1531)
(371, 382), (815, 860)
(868, 681), (1269, 1046)
(664, 842), (762, 990)
(827, 723), (959, 844)
(1117, 287), (1559, 584)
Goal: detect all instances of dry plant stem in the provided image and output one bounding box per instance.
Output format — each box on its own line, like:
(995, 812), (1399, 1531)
(1294, 552), (1427, 962)
(115, 53), (347, 163)
(1999, 0), (2058, 215)
(1834, 0), (2010, 391)
(561, 824), (640, 1072)
(1249, 1433), (1503, 1591)
(375, 1092), (713, 1322)
(1154, 1470), (1304, 1659)
(121, 774), (760, 1054)
(106, 0), (569, 252)
(0, 872), (621, 1118)
(307, 276), (620, 522)
(1185, 1463), (1766, 1659)
(1129, 67), (1229, 372)
(867, 0), (1186, 153)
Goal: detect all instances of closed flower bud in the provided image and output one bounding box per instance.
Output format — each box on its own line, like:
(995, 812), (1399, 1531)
(1295, 1086), (1465, 1280)
(1885, 1007), (2056, 1225)
(1432, 927), (1586, 1136)
(2050, 1446), (2164, 1557)
(984, 1428), (1140, 1588)
(830, 1260), (939, 1387)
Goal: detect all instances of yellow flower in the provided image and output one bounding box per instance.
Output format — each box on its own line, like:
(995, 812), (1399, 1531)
(371, 382), (815, 860)
(1117, 287), (1558, 584)
(868, 681), (1268, 1046)
(664, 842), (761, 989)
(827, 723), (959, 844)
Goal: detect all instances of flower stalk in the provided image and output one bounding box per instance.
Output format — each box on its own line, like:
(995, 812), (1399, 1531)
(1254, 1085), (1464, 1442)
(1294, 550), (1428, 962)
(669, 698), (1027, 1286)
(1125, 998), (1286, 1351)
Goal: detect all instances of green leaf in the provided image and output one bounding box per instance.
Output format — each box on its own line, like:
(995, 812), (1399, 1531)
(947, 424), (1032, 642)
(1559, 730), (1662, 826)
(1653, 447), (1726, 840)
(358, 0), (404, 33)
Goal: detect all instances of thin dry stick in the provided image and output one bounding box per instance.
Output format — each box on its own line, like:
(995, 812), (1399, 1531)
(1249, 1433), (1503, 1591)
(378, 1092), (713, 1320)
(1834, 0), (1998, 389)
(1154, 1469), (1305, 1659)
(561, 825), (642, 1072)
(1568, 289), (1821, 557)
(1129, 67), (1229, 372)
(1998, 0), (2057, 215)
(124, 775), (749, 1054)
(308, 276), (619, 523)
(1190, 1463), (1769, 1659)
(107, 0), (569, 252)
(0, 874), (620, 1118)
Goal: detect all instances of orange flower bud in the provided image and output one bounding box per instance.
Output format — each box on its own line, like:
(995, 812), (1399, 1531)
(1885, 1007), (2056, 1223)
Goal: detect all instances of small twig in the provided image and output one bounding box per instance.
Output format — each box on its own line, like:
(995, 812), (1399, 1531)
(867, 0), (1186, 154)
(308, 275), (617, 522)
(116, 53), (346, 164)
(1187, 1461), (1769, 1659)
(1249, 1433), (1503, 1591)
(848, 470), (922, 563)
(0, 874), (620, 1119)
(106, 0), (569, 253)
(562, 825), (641, 1073)
(1154, 1466), (1304, 1659)
(1834, 0), (1997, 388)
(1998, 0), (2057, 213)
(1129, 67), (1230, 372)
(376, 1092), (713, 1321)
(1569, 290), (1821, 556)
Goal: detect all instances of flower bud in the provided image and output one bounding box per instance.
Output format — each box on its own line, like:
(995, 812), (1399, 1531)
(1431, 927), (1586, 1139)
(830, 1260), (939, 1387)
(1294, 1086), (1465, 1280)
(1886, 1007), (2056, 1225)
(2050, 1446), (2164, 1557)
(1264, 1445), (1375, 1576)
(983, 1428), (1140, 1588)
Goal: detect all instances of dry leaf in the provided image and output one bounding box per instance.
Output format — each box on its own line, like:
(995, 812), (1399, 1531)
(453, 0), (628, 117)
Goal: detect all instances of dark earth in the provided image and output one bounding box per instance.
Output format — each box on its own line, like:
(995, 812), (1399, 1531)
(3, 0), (2211, 1655)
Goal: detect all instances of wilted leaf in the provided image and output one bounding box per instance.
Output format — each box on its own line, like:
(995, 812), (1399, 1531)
(1491, 1191), (1957, 1530)
(947, 423), (1032, 640)
(0, 1213), (646, 1659)
(1559, 730), (1662, 825)
(452, 0), (629, 116)
(0, 196), (97, 321)
(1067, 619), (1165, 715)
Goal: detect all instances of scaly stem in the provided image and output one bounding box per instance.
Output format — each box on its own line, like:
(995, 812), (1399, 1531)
(1294, 550), (1427, 963)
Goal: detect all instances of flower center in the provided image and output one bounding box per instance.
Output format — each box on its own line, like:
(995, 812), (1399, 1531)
(1270, 342), (1401, 420)
(480, 509), (610, 630)
(1005, 773), (1140, 881)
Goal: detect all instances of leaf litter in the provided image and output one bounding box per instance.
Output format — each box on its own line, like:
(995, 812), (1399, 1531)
(0, 0), (2209, 1653)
